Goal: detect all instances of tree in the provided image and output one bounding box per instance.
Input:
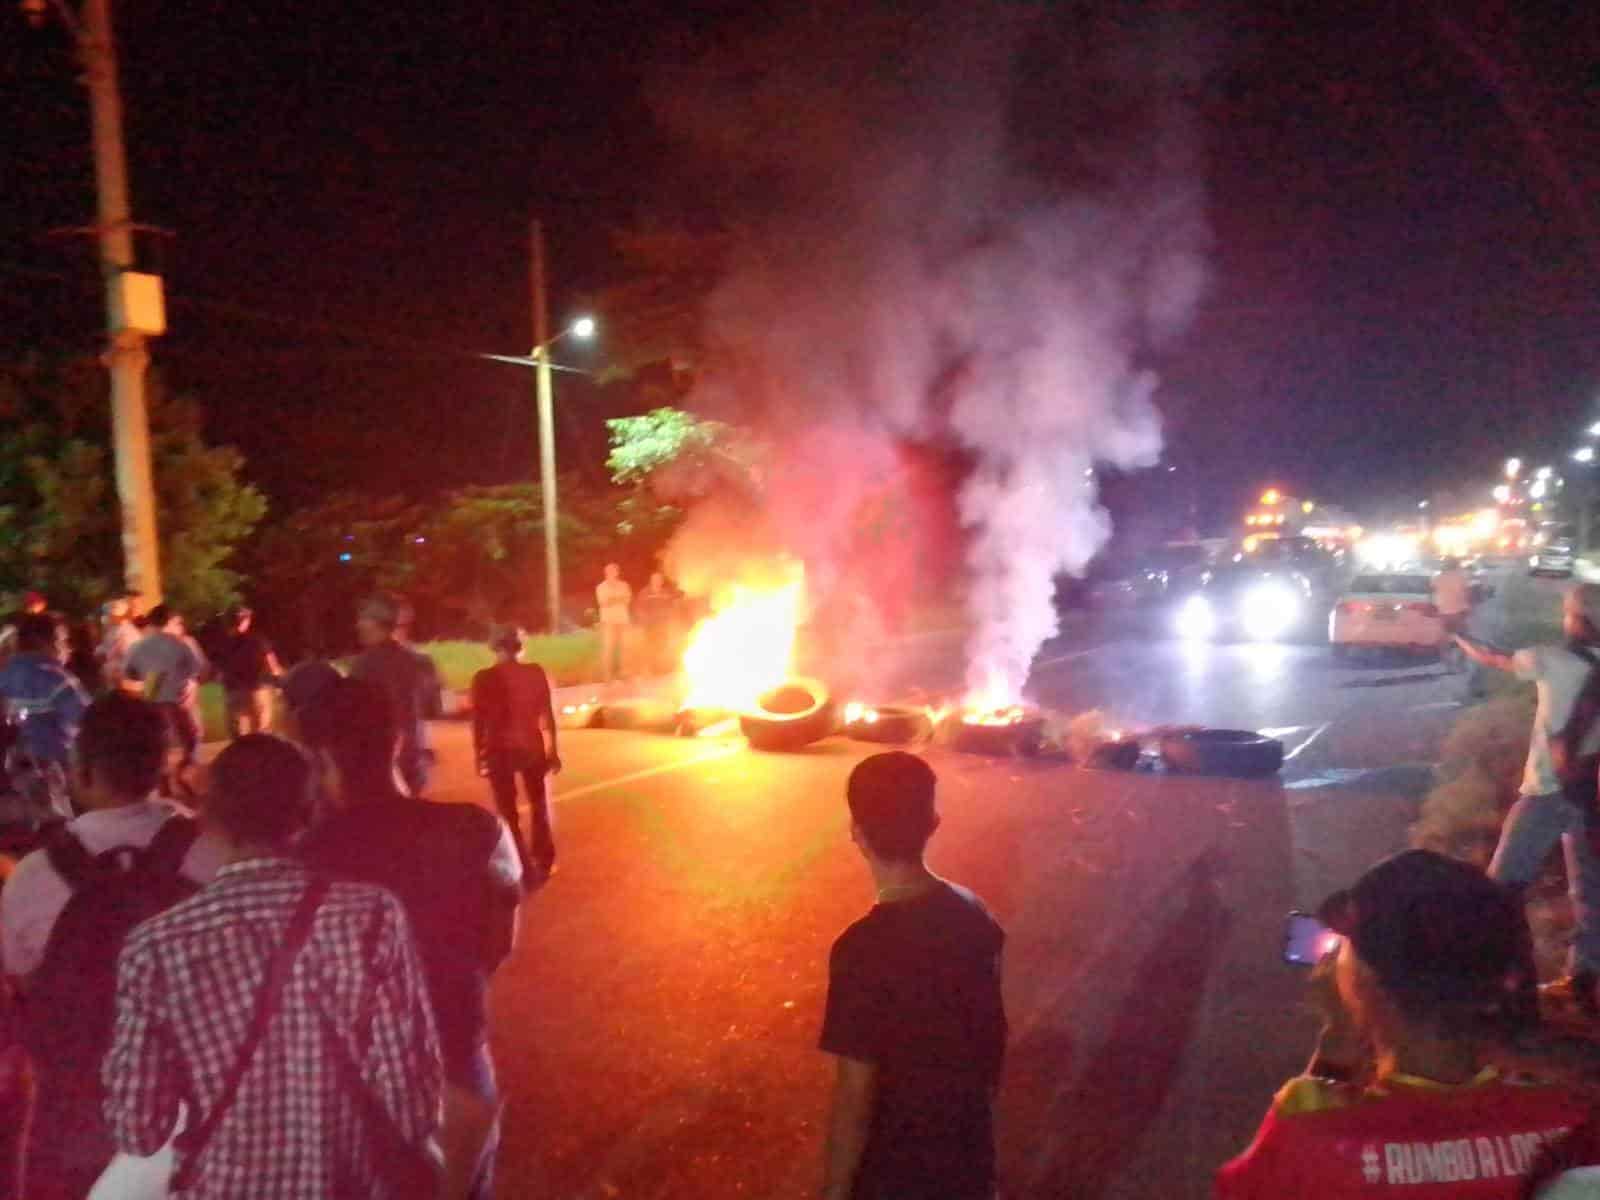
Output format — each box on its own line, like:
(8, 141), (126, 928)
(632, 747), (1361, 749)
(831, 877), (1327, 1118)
(0, 358), (266, 616)
(605, 407), (767, 502)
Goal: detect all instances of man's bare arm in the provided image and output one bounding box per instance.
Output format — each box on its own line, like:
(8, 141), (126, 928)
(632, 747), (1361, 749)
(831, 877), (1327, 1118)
(1455, 634), (1516, 673)
(821, 1054), (877, 1200)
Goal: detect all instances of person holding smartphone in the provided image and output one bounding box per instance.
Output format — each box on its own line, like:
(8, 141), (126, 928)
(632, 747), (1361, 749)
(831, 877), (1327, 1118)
(1455, 583), (1600, 1015)
(1219, 850), (1596, 1197)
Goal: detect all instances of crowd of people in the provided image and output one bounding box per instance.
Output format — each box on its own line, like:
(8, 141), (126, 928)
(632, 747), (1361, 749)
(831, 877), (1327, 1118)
(7, 576), (1600, 1198)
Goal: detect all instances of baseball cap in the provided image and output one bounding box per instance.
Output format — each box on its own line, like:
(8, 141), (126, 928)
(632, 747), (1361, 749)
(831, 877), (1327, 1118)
(1317, 849), (1520, 999)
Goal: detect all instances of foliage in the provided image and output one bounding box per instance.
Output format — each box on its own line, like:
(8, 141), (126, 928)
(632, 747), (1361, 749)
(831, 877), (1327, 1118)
(0, 358), (266, 616)
(605, 407), (766, 501)
(247, 475), (684, 651)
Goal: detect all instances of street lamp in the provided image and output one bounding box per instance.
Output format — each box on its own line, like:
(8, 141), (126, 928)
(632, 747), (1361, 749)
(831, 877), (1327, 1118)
(1588, 422), (1600, 438)
(479, 312), (597, 633)
(1506, 457), (1522, 479)
(1576, 446), (1596, 464)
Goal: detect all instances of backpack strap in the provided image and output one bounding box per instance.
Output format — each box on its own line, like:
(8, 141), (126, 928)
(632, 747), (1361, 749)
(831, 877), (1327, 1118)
(41, 815), (200, 892)
(43, 826), (98, 891)
(143, 815), (201, 874)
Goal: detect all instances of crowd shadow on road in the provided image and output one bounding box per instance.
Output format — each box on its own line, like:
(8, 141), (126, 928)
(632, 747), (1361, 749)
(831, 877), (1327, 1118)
(999, 851), (1232, 1199)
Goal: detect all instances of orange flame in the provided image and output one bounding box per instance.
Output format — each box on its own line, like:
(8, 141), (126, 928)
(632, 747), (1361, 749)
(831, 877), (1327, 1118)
(680, 572), (804, 712)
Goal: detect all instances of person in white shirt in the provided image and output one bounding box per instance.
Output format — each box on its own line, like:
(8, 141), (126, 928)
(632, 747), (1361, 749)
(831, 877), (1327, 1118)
(1456, 583), (1600, 1014)
(0, 693), (225, 983)
(595, 563), (633, 684)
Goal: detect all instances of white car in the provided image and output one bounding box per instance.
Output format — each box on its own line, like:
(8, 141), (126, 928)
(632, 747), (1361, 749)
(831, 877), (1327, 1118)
(1328, 572), (1444, 658)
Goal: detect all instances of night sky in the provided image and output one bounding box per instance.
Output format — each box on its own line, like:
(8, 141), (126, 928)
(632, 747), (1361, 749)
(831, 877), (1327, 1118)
(3, 0), (1595, 531)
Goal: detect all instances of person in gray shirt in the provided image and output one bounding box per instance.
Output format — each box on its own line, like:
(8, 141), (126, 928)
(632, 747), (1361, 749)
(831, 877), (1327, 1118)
(123, 605), (209, 797)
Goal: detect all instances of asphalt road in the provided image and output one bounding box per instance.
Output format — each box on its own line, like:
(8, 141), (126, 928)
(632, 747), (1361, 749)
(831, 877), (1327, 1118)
(415, 567), (1553, 1200)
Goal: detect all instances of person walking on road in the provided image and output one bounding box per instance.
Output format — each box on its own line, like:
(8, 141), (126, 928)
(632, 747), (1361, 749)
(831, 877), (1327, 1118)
(216, 606), (283, 738)
(1456, 583), (1600, 1014)
(595, 563), (632, 684)
(95, 596), (142, 692)
(300, 678), (520, 1200)
(102, 733), (443, 1199)
(121, 605), (208, 799)
(819, 752), (1007, 1200)
(350, 594), (440, 797)
(471, 626), (560, 886)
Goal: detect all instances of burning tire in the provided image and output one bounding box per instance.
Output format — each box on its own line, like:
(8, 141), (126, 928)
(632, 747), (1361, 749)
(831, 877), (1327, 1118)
(948, 713), (1047, 757)
(1158, 728), (1283, 778)
(740, 677), (836, 752)
(843, 705), (931, 745)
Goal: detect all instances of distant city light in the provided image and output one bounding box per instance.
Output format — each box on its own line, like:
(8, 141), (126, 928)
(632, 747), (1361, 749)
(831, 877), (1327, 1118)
(1589, 422), (1600, 437)
(1531, 480), (1547, 499)
(1536, 466), (1554, 481)
(1505, 458), (1522, 479)
(1492, 484), (1511, 503)
(1576, 446), (1596, 464)
(1261, 489), (1281, 505)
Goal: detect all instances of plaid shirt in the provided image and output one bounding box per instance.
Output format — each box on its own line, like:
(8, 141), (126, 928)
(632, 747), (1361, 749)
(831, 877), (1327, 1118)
(103, 858), (442, 1199)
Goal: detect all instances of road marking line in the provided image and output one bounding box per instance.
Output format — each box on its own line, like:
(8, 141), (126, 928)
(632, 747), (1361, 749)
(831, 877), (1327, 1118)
(1283, 721), (1331, 762)
(1259, 725), (1309, 739)
(547, 742), (745, 805)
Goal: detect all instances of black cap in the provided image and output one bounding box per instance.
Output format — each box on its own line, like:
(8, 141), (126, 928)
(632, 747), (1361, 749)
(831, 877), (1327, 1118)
(1318, 850), (1520, 998)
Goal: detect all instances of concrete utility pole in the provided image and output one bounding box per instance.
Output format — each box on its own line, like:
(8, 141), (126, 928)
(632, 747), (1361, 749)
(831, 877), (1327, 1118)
(82, 0), (163, 605)
(531, 218), (561, 632)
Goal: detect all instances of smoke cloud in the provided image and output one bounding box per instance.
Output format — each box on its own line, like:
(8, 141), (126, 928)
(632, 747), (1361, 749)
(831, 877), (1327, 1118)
(652, 1), (1212, 700)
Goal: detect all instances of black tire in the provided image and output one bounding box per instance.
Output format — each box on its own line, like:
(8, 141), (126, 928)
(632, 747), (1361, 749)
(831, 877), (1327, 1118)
(949, 716), (1046, 757)
(740, 677), (836, 752)
(1159, 728), (1284, 778)
(844, 705), (931, 745)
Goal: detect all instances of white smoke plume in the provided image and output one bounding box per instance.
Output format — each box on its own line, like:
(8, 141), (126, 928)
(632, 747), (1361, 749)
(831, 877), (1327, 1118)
(653, 1), (1212, 701)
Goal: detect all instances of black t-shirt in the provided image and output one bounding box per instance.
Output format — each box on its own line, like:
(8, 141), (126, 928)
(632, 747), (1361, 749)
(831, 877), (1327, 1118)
(299, 793), (519, 1087)
(819, 880), (1007, 1200)
(218, 630), (273, 691)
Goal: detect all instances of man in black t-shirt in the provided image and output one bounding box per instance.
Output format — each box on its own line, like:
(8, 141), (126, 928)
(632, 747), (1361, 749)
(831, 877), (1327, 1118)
(216, 606), (282, 738)
(819, 752), (1007, 1200)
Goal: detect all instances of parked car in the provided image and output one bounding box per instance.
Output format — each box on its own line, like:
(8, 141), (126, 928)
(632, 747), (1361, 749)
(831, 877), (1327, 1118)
(1530, 538), (1575, 578)
(1328, 573), (1443, 658)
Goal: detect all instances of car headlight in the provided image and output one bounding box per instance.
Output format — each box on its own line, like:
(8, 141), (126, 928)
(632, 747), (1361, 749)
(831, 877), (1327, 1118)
(1240, 582), (1299, 642)
(1176, 594), (1215, 640)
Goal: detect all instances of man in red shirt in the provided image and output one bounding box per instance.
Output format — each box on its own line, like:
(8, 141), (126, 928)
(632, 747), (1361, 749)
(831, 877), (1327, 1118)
(1217, 850), (1597, 1198)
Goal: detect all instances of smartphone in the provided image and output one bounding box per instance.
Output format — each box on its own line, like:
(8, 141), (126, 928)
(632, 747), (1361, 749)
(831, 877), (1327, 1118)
(1283, 911), (1341, 966)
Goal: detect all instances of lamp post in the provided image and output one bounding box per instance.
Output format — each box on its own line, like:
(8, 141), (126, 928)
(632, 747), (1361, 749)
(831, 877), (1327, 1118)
(31, 0), (164, 603)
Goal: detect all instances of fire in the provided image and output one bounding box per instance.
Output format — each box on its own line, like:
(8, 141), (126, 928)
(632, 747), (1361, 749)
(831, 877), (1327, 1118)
(680, 573), (804, 712)
(961, 704), (1028, 727)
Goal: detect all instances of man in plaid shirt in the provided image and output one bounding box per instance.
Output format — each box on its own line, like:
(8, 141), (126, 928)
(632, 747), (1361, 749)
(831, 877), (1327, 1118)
(103, 735), (443, 1198)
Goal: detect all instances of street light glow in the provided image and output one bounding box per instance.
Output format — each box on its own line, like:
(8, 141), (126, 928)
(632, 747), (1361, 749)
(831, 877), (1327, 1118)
(1576, 446), (1596, 464)
(1536, 466), (1554, 481)
(1505, 458), (1522, 479)
(1492, 484), (1511, 503)
(571, 316), (596, 339)
(1589, 422), (1600, 437)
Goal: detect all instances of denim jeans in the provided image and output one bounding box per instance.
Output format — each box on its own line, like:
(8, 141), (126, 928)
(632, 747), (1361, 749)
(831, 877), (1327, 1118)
(1489, 790), (1600, 972)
